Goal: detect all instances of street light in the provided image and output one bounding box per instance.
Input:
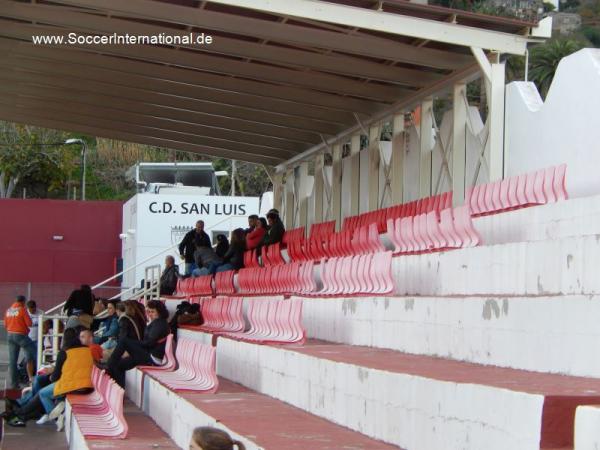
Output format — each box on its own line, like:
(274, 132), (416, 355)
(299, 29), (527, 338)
(64, 138), (87, 201)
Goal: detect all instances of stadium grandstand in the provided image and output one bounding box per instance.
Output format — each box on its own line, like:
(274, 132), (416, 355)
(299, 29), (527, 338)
(2, 0), (600, 449)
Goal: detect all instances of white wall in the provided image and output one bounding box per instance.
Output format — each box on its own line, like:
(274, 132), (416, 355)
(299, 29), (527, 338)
(505, 48), (600, 198)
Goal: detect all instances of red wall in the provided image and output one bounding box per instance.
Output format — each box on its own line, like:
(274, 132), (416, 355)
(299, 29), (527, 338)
(0, 199), (123, 290)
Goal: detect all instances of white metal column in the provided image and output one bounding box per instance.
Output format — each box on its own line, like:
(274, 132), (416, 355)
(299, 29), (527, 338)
(297, 161), (309, 229)
(349, 134), (361, 216)
(313, 153), (324, 224)
(368, 125), (381, 211)
(391, 113), (405, 205)
(419, 99), (433, 197)
(284, 168), (295, 229)
(452, 83), (467, 205)
(331, 143), (343, 230)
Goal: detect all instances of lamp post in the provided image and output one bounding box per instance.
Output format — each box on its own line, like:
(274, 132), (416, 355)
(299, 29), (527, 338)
(64, 138), (87, 201)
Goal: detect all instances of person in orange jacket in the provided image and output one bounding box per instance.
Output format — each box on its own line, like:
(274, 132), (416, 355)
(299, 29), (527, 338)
(5, 295), (35, 389)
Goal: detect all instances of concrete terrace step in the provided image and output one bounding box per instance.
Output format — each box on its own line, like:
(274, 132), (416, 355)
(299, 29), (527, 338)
(179, 329), (600, 450)
(299, 294), (600, 378)
(65, 398), (178, 450)
(126, 375), (400, 450)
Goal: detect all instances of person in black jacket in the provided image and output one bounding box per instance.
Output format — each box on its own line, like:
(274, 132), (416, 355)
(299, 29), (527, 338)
(63, 285), (94, 317)
(207, 228), (246, 274)
(178, 220), (211, 275)
(106, 300), (170, 387)
(214, 234), (229, 258)
(261, 210), (286, 247)
(159, 255), (180, 295)
(115, 302), (143, 342)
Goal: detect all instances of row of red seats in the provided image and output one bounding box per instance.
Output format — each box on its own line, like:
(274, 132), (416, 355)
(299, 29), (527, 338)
(172, 276), (212, 299)
(387, 206), (480, 254)
(144, 338), (218, 393)
(185, 297), (245, 333)
(315, 251), (395, 296)
(466, 164), (567, 217)
(262, 242), (286, 266)
(309, 220), (336, 241)
(220, 297), (305, 345)
(215, 270), (235, 295)
(342, 191), (453, 234)
(237, 261), (315, 295)
(68, 366), (128, 439)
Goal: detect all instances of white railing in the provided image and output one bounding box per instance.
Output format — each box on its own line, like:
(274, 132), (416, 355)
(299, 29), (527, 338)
(36, 314), (68, 371)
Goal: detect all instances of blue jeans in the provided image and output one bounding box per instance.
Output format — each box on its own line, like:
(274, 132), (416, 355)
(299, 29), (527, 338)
(7, 333), (36, 389)
(215, 263), (234, 273)
(192, 267), (211, 277)
(39, 382), (61, 414)
(18, 374), (51, 406)
(184, 262), (197, 276)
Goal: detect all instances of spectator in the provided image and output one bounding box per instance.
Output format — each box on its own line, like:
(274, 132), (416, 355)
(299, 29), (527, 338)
(79, 328), (103, 362)
(261, 209), (285, 247)
(246, 217), (267, 250)
(5, 328), (94, 430)
(106, 300), (170, 387)
(160, 255), (180, 296)
(190, 426), (246, 450)
(179, 220), (211, 275)
(245, 214), (259, 234)
(26, 300), (43, 348)
(206, 228), (246, 274)
(93, 300), (119, 348)
(193, 245), (222, 277)
(115, 302), (143, 343)
(5, 295), (35, 389)
(63, 285), (94, 329)
(215, 234), (229, 258)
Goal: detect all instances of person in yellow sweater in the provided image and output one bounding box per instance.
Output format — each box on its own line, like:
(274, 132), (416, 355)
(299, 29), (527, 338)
(4, 328), (94, 430)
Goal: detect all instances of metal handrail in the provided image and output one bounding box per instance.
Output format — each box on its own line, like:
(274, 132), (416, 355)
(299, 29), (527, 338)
(36, 314), (68, 371)
(44, 214), (249, 314)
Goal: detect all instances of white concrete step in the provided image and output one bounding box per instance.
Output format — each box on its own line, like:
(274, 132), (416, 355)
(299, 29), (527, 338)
(180, 329), (600, 450)
(575, 405), (600, 450)
(392, 233), (600, 297)
(299, 294), (600, 378)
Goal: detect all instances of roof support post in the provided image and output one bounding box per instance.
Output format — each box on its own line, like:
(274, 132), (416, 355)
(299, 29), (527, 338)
(297, 161), (309, 230)
(349, 134), (361, 216)
(313, 153), (325, 225)
(391, 113), (405, 205)
(452, 83), (467, 206)
(272, 171), (284, 214)
(419, 98), (433, 198)
(331, 144), (343, 231)
(284, 168), (295, 230)
(487, 56), (506, 181)
(368, 125), (381, 211)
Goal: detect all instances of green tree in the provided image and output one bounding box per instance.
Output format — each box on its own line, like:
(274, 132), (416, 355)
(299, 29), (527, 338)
(528, 38), (586, 98)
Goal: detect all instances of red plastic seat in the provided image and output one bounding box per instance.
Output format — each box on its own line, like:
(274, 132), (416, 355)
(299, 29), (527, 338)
(264, 242), (286, 266)
(148, 338), (218, 393)
(137, 334), (176, 373)
(215, 270), (235, 295)
(243, 250), (259, 268)
(453, 205), (481, 247)
(553, 164), (568, 201)
(69, 369), (128, 439)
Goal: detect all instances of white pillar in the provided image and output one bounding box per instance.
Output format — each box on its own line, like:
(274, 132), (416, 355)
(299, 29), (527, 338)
(419, 99), (433, 198)
(488, 58), (506, 181)
(284, 168), (295, 229)
(452, 83), (467, 206)
(272, 172), (284, 213)
(349, 134), (361, 216)
(391, 113), (405, 205)
(368, 126), (381, 211)
(331, 144), (342, 230)
(313, 153), (324, 224)
(297, 162), (309, 230)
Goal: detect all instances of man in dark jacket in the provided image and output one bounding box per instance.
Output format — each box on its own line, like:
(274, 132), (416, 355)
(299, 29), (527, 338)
(261, 209), (286, 247)
(160, 256), (180, 295)
(178, 220), (211, 275)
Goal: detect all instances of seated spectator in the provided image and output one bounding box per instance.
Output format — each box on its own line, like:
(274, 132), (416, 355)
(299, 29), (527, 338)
(246, 217), (267, 250)
(63, 285), (94, 329)
(106, 300), (170, 387)
(190, 426), (246, 450)
(244, 214), (259, 234)
(5, 328), (94, 430)
(79, 328), (103, 362)
(160, 255), (180, 296)
(115, 302), (143, 343)
(93, 300), (119, 348)
(261, 209), (285, 247)
(193, 244), (222, 277)
(204, 229), (246, 275)
(215, 234), (230, 258)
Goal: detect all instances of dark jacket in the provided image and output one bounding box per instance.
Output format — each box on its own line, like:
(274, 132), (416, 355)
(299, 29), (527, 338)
(160, 265), (180, 295)
(262, 218), (285, 246)
(118, 315), (142, 341)
(178, 229), (211, 263)
(215, 240), (229, 258)
(222, 241), (246, 270)
(141, 318), (169, 360)
(194, 246), (222, 269)
(63, 289), (94, 316)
